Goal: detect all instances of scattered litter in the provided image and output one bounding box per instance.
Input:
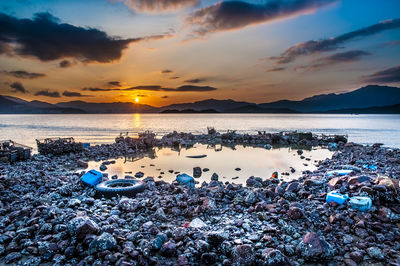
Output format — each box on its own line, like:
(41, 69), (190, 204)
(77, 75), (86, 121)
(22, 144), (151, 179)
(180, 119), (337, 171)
(176, 173), (195, 188)
(363, 164), (377, 170)
(81, 170), (103, 187)
(186, 154), (207, 158)
(0, 140), (32, 163)
(348, 196), (372, 212)
(326, 191), (349, 204)
(326, 170), (353, 176)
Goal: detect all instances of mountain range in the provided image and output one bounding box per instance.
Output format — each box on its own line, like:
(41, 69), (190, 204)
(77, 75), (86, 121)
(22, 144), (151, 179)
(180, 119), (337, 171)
(1, 85), (400, 114)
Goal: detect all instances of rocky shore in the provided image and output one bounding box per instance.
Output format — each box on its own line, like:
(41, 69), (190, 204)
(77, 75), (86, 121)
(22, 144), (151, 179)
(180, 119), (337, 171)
(0, 131), (399, 265)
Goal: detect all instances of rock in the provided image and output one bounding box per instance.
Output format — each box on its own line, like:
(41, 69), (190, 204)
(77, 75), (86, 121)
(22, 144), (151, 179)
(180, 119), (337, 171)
(160, 242), (177, 257)
(135, 171), (144, 178)
(344, 258), (357, 266)
(4, 252), (21, 264)
(245, 191), (257, 204)
(68, 216), (100, 239)
(89, 232), (117, 254)
(155, 208), (167, 221)
(211, 173), (219, 181)
(261, 248), (291, 266)
(201, 252), (217, 264)
(67, 198), (81, 207)
(297, 150), (303, 155)
(287, 206), (303, 220)
(152, 233), (168, 250)
(189, 218), (207, 228)
(193, 167), (202, 178)
(206, 231), (228, 246)
(235, 168), (241, 171)
(100, 164), (107, 171)
(77, 159), (88, 168)
(297, 232), (334, 261)
(231, 244), (255, 266)
(285, 182), (299, 193)
(349, 251), (363, 263)
(367, 247), (384, 261)
(118, 198), (138, 212)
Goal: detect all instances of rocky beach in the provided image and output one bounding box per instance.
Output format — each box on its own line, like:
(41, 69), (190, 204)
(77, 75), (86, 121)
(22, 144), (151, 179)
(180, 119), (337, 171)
(0, 130), (399, 265)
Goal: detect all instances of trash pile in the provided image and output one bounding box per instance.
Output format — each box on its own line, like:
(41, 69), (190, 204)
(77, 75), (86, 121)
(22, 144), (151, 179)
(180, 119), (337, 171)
(0, 140), (31, 163)
(36, 137), (83, 155)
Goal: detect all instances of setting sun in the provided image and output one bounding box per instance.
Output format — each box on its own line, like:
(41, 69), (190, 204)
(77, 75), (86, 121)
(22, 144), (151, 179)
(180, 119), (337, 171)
(135, 97), (139, 103)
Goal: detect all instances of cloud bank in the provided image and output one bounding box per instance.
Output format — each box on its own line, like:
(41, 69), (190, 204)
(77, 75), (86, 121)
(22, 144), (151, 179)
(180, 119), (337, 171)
(2, 70), (46, 79)
(114, 0), (198, 12)
(0, 12), (169, 63)
(10, 81), (27, 93)
(35, 89), (61, 98)
(272, 18), (400, 64)
(298, 50), (371, 71)
(187, 0), (337, 35)
(124, 85), (217, 92)
(362, 65), (400, 83)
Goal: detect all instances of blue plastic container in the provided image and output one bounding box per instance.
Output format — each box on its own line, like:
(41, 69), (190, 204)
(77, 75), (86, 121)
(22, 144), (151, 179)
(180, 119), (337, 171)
(81, 170), (103, 187)
(326, 170), (353, 176)
(82, 143), (91, 148)
(326, 191), (349, 204)
(348, 196), (372, 212)
(176, 173), (195, 188)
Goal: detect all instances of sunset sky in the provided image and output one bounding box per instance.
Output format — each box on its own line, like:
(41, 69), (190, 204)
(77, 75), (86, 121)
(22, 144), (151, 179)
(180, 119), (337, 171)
(1, 0), (399, 106)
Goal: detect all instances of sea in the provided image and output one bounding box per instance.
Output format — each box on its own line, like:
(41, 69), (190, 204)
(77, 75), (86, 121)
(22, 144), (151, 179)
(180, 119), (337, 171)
(0, 113), (399, 149)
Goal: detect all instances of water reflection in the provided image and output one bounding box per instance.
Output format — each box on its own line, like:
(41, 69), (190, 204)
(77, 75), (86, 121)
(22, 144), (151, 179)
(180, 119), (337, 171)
(133, 113), (141, 128)
(88, 144), (333, 185)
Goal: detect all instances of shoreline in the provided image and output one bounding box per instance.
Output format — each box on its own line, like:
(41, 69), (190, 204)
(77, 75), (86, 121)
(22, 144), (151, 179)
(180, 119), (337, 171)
(0, 130), (399, 265)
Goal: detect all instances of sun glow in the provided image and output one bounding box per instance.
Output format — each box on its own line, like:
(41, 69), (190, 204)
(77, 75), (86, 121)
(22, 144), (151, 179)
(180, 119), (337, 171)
(135, 97), (139, 103)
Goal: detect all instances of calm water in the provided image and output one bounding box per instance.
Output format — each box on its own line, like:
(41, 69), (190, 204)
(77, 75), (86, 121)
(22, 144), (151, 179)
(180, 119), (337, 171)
(0, 114), (400, 148)
(86, 144), (333, 184)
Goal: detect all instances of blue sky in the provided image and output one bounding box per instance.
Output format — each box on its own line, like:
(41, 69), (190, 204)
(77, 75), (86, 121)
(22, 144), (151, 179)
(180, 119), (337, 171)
(1, 0), (399, 105)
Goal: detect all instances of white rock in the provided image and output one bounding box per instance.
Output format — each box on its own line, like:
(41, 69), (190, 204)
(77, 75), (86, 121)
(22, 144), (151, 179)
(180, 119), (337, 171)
(189, 218), (207, 228)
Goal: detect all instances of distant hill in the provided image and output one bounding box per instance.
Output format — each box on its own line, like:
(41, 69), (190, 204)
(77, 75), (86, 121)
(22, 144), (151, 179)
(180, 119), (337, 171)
(2, 84), (400, 114)
(259, 85), (400, 112)
(0, 96), (84, 114)
(326, 104), (400, 114)
(161, 109), (219, 113)
(225, 105), (298, 113)
(56, 101), (158, 113)
(160, 99), (254, 112)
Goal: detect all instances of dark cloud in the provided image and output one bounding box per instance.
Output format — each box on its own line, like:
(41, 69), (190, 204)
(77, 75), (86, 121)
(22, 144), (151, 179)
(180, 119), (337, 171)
(161, 69), (173, 74)
(0, 12), (170, 63)
(108, 81), (121, 87)
(298, 50), (371, 71)
(124, 85), (217, 92)
(184, 78), (207, 83)
(362, 65), (400, 83)
(2, 70), (46, 79)
(59, 60), (72, 68)
(116, 0), (198, 12)
(82, 87), (120, 92)
(10, 81), (27, 93)
(187, 0), (336, 35)
(62, 90), (88, 97)
(136, 94), (148, 97)
(267, 67), (286, 72)
(170, 76), (180, 79)
(161, 95), (169, 98)
(35, 89), (60, 98)
(272, 18), (400, 64)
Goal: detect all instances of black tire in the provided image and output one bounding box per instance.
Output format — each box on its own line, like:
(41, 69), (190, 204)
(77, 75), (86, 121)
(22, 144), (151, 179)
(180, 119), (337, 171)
(95, 179), (145, 198)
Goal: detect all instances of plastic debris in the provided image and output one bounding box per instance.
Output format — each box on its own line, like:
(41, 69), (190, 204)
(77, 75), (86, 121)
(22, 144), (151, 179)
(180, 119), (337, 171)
(176, 173), (195, 188)
(326, 191), (349, 204)
(81, 170), (103, 187)
(326, 170), (353, 176)
(363, 164), (377, 170)
(348, 196), (372, 212)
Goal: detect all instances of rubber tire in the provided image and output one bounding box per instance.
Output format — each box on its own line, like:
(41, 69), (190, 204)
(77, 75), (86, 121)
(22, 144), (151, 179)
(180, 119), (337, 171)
(95, 179), (145, 198)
